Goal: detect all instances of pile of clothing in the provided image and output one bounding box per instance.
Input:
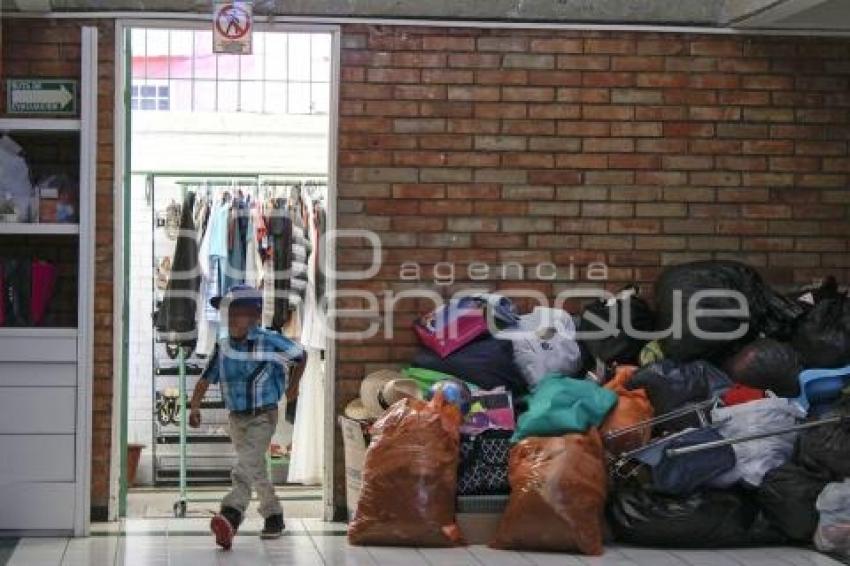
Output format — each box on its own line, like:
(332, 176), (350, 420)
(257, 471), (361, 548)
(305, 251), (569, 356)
(343, 261), (850, 559)
(0, 258), (59, 326)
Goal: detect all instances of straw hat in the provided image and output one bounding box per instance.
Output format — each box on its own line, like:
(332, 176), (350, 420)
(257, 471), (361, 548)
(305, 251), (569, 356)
(343, 369), (423, 421)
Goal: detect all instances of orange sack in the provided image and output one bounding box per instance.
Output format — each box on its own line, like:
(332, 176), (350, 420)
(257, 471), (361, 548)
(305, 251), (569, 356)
(600, 366), (654, 455)
(490, 430), (608, 555)
(348, 394), (465, 547)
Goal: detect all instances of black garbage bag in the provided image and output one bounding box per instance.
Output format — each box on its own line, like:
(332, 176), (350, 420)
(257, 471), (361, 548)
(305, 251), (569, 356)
(412, 337), (527, 394)
(797, 401), (850, 478)
(789, 276), (840, 312)
(578, 286), (655, 366)
(655, 261), (804, 362)
(723, 338), (801, 397)
(792, 294), (850, 369)
(757, 462), (832, 541)
(627, 360), (731, 434)
(609, 486), (785, 548)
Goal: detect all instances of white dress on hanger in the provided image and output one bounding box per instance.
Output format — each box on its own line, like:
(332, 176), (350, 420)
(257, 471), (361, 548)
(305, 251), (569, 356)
(287, 198), (325, 485)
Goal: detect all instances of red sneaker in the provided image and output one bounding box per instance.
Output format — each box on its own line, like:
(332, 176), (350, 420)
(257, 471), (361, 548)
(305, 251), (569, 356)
(210, 513), (235, 550)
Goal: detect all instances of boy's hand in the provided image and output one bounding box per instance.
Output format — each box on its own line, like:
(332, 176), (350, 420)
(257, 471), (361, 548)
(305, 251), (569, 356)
(189, 408), (202, 428)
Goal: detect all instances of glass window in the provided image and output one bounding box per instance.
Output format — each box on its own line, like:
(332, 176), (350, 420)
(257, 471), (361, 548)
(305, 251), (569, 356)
(132, 29), (330, 115)
(288, 34), (311, 82)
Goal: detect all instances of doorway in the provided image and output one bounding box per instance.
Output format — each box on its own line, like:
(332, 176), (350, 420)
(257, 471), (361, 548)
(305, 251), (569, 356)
(112, 21), (339, 521)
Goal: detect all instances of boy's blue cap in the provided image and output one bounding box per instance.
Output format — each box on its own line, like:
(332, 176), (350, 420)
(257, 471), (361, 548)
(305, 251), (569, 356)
(210, 284), (263, 311)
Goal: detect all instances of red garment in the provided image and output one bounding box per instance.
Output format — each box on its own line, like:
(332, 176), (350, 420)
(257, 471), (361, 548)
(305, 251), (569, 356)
(722, 384), (766, 406)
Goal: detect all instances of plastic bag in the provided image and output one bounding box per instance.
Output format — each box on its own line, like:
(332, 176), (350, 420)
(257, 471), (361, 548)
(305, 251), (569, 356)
(578, 286), (655, 366)
(512, 375), (617, 443)
(792, 294), (850, 369)
(600, 366), (654, 455)
(815, 480), (850, 557)
(757, 462), (832, 541)
(627, 360), (731, 433)
(655, 261), (803, 362)
(348, 394), (465, 547)
(609, 486), (784, 548)
(506, 307), (582, 388)
(709, 395), (805, 487)
(491, 431), (607, 555)
(797, 402), (850, 478)
(414, 298), (489, 358)
(724, 338), (801, 397)
(0, 136), (34, 222)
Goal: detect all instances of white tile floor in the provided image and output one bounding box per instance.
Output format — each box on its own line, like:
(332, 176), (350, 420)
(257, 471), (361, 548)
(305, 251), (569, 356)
(2, 519), (845, 566)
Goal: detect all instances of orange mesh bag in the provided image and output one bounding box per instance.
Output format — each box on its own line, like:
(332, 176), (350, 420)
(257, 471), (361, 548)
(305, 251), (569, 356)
(600, 366), (654, 455)
(490, 430), (607, 555)
(347, 394), (465, 547)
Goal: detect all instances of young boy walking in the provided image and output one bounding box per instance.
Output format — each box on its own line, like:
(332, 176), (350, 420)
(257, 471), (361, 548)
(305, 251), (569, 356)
(189, 284), (305, 549)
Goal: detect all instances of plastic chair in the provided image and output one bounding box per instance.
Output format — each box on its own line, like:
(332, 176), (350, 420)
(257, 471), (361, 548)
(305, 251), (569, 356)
(794, 366), (850, 412)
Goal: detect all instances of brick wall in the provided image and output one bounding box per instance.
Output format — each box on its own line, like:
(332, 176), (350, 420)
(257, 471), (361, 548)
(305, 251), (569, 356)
(2, 19), (116, 519)
(334, 25), (850, 515)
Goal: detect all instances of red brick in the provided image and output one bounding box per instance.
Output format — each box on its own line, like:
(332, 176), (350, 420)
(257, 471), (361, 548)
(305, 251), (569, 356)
(663, 89), (718, 105)
(528, 103), (580, 119)
(612, 122), (663, 137)
(422, 36), (475, 51)
(716, 156), (768, 171)
(636, 171), (688, 185)
(718, 58), (771, 73)
(769, 157), (820, 172)
(502, 152), (555, 168)
(582, 202), (634, 217)
(609, 154), (661, 169)
(476, 70), (529, 85)
(690, 171), (742, 186)
(610, 219), (661, 234)
(503, 87), (555, 102)
(583, 138), (635, 153)
(741, 75), (795, 90)
(503, 54), (555, 69)
(528, 70), (582, 87)
(477, 37), (529, 52)
(447, 118), (500, 134)
(583, 72), (635, 87)
(717, 220), (769, 235)
(665, 56), (716, 73)
(419, 134), (473, 150)
(689, 140), (743, 154)
(448, 53), (501, 69)
(341, 83), (393, 99)
(689, 74), (740, 89)
(612, 56), (664, 72)
(422, 69), (474, 84)
(445, 152), (500, 167)
(367, 68), (420, 83)
(557, 121), (610, 136)
(530, 38), (583, 53)
(392, 217), (445, 232)
(528, 170), (583, 185)
(717, 124), (769, 138)
(636, 73), (688, 88)
(448, 85), (500, 101)
(392, 151), (448, 166)
(420, 200), (474, 215)
(557, 55), (610, 71)
(636, 105), (688, 121)
(394, 84), (447, 100)
(690, 40), (742, 57)
(637, 139), (689, 153)
(446, 184), (501, 199)
(689, 106), (742, 121)
(421, 101), (474, 117)
(718, 90), (771, 106)
(502, 120), (556, 135)
(796, 141), (847, 156)
(474, 103), (526, 119)
(743, 108), (795, 123)
(556, 154), (609, 169)
(391, 183), (446, 199)
(556, 87), (609, 103)
(584, 105), (634, 120)
(366, 199), (419, 214)
(742, 204), (792, 219)
(586, 38), (635, 54)
(663, 122), (715, 138)
(742, 173), (795, 187)
(638, 39), (687, 55)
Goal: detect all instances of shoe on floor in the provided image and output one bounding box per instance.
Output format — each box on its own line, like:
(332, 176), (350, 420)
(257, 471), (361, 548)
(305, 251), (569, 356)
(211, 507), (242, 550)
(260, 514), (285, 540)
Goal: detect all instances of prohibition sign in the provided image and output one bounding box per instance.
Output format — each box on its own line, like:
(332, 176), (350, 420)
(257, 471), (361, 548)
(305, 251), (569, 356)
(216, 4), (251, 40)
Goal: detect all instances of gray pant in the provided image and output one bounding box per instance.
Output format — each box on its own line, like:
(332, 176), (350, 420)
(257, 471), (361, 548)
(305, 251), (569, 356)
(222, 409), (283, 519)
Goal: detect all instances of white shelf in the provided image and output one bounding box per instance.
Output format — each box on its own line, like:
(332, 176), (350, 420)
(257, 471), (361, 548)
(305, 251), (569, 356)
(0, 118), (81, 132)
(0, 327), (78, 338)
(0, 223), (79, 235)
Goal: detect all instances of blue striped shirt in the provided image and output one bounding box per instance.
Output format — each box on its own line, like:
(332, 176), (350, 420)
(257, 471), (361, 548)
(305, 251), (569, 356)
(201, 326), (305, 412)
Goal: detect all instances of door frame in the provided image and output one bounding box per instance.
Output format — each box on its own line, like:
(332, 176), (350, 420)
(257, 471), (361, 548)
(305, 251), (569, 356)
(110, 18), (341, 521)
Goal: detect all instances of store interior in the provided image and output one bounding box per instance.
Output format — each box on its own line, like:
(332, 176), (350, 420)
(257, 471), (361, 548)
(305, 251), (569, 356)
(124, 26), (331, 518)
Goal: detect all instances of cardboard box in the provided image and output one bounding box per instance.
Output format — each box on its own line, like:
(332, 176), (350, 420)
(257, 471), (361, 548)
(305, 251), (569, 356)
(339, 416), (370, 520)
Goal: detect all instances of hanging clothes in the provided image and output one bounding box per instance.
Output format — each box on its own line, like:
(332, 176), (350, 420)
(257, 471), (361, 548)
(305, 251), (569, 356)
(300, 198), (327, 350)
(155, 191), (200, 345)
(270, 198), (293, 330)
(287, 346), (325, 485)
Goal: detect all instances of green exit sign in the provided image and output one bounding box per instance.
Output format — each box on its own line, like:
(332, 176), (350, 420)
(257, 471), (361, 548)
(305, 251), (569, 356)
(6, 79), (78, 115)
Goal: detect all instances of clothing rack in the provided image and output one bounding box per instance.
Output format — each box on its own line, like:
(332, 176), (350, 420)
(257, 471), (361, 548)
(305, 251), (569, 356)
(142, 171), (327, 516)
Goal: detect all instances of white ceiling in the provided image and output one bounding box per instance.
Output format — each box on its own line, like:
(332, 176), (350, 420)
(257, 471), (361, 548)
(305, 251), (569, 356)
(733, 0), (850, 31)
